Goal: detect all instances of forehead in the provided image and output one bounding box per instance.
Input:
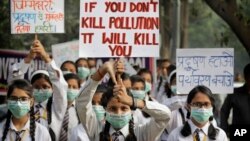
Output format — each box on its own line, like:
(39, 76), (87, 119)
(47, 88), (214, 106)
(63, 62), (75, 68)
(123, 79), (132, 89)
(11, 88), (30, 97)
(77, 59), (88, 66)
(67, 78), (78, 85)
(141, 73), (152, 81)
(107, 97), (130, 108)
(32, 78), (51, 86)
(132, 81), (144, 87)
(191, 92), (211, 103)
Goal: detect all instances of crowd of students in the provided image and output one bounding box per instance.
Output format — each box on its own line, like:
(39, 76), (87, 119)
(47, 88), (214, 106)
(1, 39), (249, 141)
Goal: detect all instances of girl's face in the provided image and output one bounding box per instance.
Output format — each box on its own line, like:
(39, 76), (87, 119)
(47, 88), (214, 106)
(122, 79), (132, 89)
(62, 63), (77, 74)
(132, 82), (144, 90)
(140, 73), (152, 84)
(189, 92), (212, 109)
(10, 88), (34, 107)
(67, 78), (79, 89)
(92, 93), (103, 105)
(32, 78), (52, 90)
(77, 60), (89, 68)
(106, 97), (131, 115)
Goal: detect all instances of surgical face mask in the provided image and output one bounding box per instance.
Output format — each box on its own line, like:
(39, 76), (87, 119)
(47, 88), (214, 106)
(33, 89), (52, 103)
(7, 100), (30, 119)
(130, 89), (146, 100)
(62, 71), (72, 75)
(92, 105), (105, 121)
(77, 67), (90, 80)
(67, 89), (80, 101)
(191, 107), (213, 124)
(145, 82), (152, 93)
(105, 111), (132, 129)
(171, 85), (177, 94)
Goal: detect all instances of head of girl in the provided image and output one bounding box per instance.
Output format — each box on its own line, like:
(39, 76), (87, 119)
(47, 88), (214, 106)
(30, 70), (53, 104)
(130, 75), (146, 100)
(137, 68), (153, 94)
(60, 60), (77, 74)
(107, 73), (131, 89)
(92, 84), (107, 122)
(75, 58), (90, 80)
(99, 88), (136, 141)
(2, 79), (36, 141)
(164, 65), (176, 98)
(64, 73), (81, 103)
(187, 85), (215, 126)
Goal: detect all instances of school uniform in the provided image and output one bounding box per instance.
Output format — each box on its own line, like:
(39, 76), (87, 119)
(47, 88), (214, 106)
(133, 109), (151, 126)
(70, 124), (90, 141)
(167, 120), (227, 141)
(66, 102), (80, 140)
(76, 78), (171, 141)
(10, 59), (68, 141)
(0, 118), (51, 141)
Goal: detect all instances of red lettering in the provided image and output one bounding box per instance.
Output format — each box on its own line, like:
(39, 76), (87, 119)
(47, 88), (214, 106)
(102, 33), (128, 44)
(108, 45), (132, 57)
(81, 33), (94, 43)
(105, 2), (126, 12)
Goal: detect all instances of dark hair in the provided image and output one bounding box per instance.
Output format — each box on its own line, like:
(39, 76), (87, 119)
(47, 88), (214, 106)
(99, 88), (137, 141)
(60, 60), (77, 72)
(107, 73), (130, 88)
(31, 73), (52, 86)
(64, 73), (81, 88)
(2, 79), (36, 141)
(137, 68), (153, 83)
(180, 85), (218, 140)
(243, 63), (250, 80)
(95, 84), (108, 94)
(130, 75), (145, 90)
(75, 58), (88, 67)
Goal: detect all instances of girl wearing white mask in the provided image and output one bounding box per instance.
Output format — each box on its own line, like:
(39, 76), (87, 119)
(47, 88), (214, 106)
(0, 79), (51, 141)
(168, 85), (227, 141)
(10, 39), (68, 141)
(60, 60), (77, 75)
(75, 58), (90, 87)
(76, 60), (171, 141)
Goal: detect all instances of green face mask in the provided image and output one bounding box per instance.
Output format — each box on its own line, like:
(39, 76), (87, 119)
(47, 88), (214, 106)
(7, 100), (30, 119)
(67, 89), (80, 101)
(145, 82), (152, 93)
(77, 67), (90, 80)
(92, 105), (105, 121)
(191, 107), (213, 124)
(62, 71), (72, 75)
(106, 111), (132, 129)
(33, 89), (52, 103)
(130, 89), (146, 100)
(171, 85), (177, 94)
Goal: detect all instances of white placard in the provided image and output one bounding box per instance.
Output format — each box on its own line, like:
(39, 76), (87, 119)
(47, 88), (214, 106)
(176, 48), (234, 94)
(79, 0), (159, 57)
(10, 0), (64, 34)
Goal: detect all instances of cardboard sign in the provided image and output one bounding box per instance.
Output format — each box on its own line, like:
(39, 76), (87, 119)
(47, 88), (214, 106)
(10, 0), (65, 33)
(79, 0), (159, 57)
(177, 48), (234, 94)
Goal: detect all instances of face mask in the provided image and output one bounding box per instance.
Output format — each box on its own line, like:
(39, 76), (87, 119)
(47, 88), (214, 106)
(62, 71), (72, 75)
(191, 107), (213, 124)
(106, 111), (132, 129)
(67, 89), (80, 101)
(130, 89), (146, 100)
(145, 82), (152, 93)
(77, 67), (90, 80)
(33, 89), (52, 103)
(171, 85), (177, 94)
(92, 105), (105, 121)
(7, 100), (30, 119)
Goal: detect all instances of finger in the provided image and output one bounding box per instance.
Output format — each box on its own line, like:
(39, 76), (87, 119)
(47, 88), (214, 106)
(109, 70), (117, 85)
(35, 34), (38, 40)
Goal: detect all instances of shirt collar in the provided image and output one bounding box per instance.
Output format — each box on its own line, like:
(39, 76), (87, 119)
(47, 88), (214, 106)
(10, 118), (30, 132)
(35, 99), (48, 109)
(109, 123), (129, 139)
(188, 119), (210, 135)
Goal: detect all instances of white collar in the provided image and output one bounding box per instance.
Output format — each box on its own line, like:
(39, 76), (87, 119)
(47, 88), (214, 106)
(188, 119), (210, 136)
(35, 99), (48, 109)
(109, 123), (129, 139)
(10, 118), (30, 132)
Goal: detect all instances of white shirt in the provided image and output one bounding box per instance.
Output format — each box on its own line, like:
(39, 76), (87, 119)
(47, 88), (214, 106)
(70, 124), (90, 141)
(10, 60), (68, 141)
(133, 109), (151, 125)
(0, 118), (51, 141)
(76, 78), (172, 141)
(168, 120), (228, 141)
(67, 102), (80, 140)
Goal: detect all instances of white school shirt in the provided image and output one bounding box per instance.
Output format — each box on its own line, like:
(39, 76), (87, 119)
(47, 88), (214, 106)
(133, 109), (151, 125)
(167, 120), (228, 141)
(70, 124), (90, 141)
(152, 79), (167, 103)
(0, 118), (51, 141)
(10, 59), (68, 141)
(67, 101), (80, 140)
(76, 78), (172, 141)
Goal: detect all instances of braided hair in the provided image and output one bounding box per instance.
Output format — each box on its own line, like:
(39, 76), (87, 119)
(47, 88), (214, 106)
(2, 79), (35, 141)
(99, 88), (137, 141)
(180, 85), (219, 139)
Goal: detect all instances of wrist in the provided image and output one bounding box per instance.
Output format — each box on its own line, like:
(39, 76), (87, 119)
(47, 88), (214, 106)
(131, 96), (137, 110)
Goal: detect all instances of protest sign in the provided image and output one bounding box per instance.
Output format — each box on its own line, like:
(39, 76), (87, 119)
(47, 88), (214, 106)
(176, 48), (234, 94)
(79, 0), (159, 57)
(10, 0), (65, 33)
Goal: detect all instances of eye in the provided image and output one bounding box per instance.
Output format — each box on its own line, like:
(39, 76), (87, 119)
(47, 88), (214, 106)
(121, 106), (129, 111)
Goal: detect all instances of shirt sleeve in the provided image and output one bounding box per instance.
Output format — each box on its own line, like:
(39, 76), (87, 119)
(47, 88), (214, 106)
(70, 125), (90, 141)
(8, 59), (31, 83)
(47, 60), (68, 141)
(135, 100), (171, 141)
(76, 78), (100, 137)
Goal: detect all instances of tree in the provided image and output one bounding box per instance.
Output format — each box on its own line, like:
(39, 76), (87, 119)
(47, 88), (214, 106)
(204, 0), (250, 56)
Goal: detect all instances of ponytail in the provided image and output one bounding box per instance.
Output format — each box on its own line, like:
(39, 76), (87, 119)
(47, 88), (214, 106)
(99, 121), (111, 141)
(1, 111), (11, 141)
(30, 106), (36, 141)
(125, 118), (137, 141)
(208, 116), (219, 140)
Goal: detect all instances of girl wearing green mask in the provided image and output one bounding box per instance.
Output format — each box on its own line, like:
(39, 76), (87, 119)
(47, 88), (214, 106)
(0, 79), (51, 141)
(168, 85), (227, 141)
(10, 39), (68, 141)
(76, 60), (171, 141)
(75, 58), (91, 86)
